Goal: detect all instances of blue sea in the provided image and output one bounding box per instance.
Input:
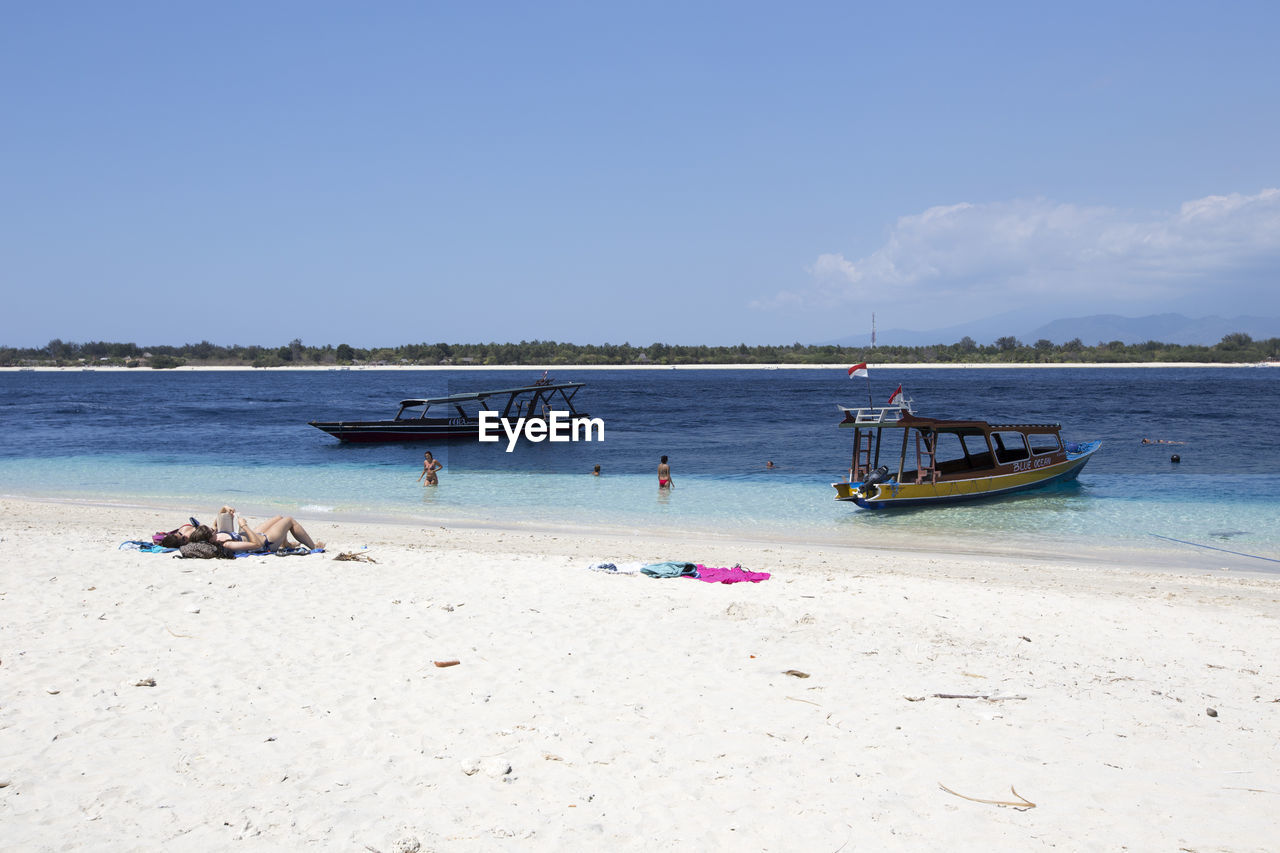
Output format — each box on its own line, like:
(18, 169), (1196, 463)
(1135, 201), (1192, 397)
(2, 367), (1277, 570)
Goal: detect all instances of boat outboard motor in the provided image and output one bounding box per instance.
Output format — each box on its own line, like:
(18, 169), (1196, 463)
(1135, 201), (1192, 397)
(863, 466), (891, 487)
(857, 465), (892, 495)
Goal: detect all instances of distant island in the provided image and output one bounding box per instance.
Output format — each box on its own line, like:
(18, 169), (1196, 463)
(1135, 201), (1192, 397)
(4, 333), (1277, 368)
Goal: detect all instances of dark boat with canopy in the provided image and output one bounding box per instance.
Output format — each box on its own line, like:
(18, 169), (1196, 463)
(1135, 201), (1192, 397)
(309, 379), (588, 443)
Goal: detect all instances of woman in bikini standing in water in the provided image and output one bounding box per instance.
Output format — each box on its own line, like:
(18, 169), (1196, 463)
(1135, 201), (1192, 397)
(657, 455), (673, 489)
(418, 451), (443, 486)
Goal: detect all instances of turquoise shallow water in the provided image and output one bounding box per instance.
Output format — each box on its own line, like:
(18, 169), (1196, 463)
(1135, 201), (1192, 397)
(1, 367), (1277, 570)
(2, 454), (1277, 570)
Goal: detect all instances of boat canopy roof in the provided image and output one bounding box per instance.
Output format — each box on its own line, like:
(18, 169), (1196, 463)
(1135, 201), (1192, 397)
(837, 405), (1060, 433)
(399, 381), (585, 408)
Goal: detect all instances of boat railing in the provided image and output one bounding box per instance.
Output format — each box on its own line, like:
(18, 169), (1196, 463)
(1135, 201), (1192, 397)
(838, 402), (913, 424)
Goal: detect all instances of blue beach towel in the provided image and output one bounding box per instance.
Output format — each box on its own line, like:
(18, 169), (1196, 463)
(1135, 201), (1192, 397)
(640, 561), (699, 578)
(119, 540), (177, 553)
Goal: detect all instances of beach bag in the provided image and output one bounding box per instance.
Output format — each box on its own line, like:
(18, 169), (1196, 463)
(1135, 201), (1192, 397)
(178, 541), (229, 559)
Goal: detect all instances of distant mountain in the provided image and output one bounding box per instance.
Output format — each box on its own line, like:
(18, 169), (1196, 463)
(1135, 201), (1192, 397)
(826, 313), (1280, 348)
(1025, 314), (1280, 346)
(826, 308), (1053, 348)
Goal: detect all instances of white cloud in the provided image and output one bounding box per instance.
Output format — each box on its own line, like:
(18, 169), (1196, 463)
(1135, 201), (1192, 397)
(764, 189), (1280, 321)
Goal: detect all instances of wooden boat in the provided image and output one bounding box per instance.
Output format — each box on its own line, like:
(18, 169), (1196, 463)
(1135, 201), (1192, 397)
(309, 379), (588, 443)
(832, 399), (1100, 508)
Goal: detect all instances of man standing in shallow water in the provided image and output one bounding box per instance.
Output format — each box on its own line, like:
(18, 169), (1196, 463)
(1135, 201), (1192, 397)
(657, 455), (673, 489)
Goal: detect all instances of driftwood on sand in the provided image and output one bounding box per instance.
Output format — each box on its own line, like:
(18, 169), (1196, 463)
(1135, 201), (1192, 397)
(939, 783), (1036, 809)
(333, 551), (377, 563)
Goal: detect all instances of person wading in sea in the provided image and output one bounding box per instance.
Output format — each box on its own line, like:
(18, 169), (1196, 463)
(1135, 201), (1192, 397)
(658, 455), (674, 489)
(418, 451), (443, 486)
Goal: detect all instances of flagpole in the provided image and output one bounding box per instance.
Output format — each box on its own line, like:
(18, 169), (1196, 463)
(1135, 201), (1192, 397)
(847, 362), (873, 408)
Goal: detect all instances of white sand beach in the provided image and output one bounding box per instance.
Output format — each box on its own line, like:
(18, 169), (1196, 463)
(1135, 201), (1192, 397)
(2, 497), (1278, 851)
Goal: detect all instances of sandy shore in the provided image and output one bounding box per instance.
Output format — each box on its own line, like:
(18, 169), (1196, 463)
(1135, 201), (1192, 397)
(2, 498), (1278, 851)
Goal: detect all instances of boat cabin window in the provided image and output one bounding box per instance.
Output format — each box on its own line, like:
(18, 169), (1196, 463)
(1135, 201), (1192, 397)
(1028, 433), (1062, 455)
(962, 434), (992, 458)
(991, 431), (1029, 463)
(927, 432), (997, 472)
(932, 433), (967, 465)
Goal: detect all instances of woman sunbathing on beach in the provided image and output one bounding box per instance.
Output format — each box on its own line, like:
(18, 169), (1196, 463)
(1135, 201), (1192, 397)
(157, 521), (204, 549)
(211, 506), (323, 552)
(160, 507), (323, 552)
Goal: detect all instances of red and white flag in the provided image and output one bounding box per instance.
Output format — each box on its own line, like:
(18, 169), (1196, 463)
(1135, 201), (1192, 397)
(847, 362), (868, 379)
(888, 385), (903, 405)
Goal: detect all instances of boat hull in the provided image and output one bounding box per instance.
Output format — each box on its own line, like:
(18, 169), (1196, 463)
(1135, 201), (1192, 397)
(834, 441), (1100, 508)
(308, 412), (594, 443)
(308, 419), (483, 443)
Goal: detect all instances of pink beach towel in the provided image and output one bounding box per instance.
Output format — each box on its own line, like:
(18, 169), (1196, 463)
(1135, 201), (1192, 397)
(688, 565), (771, 584)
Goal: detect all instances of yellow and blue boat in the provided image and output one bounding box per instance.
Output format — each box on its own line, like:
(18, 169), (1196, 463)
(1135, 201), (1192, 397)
(832, 400), (1100, 509)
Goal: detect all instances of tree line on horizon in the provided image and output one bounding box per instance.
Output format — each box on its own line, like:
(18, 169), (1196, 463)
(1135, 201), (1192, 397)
(3, 332), (1276, 368)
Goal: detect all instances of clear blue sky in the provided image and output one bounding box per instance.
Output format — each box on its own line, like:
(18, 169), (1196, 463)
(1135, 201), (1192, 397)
(3, 1), (1277, 348)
